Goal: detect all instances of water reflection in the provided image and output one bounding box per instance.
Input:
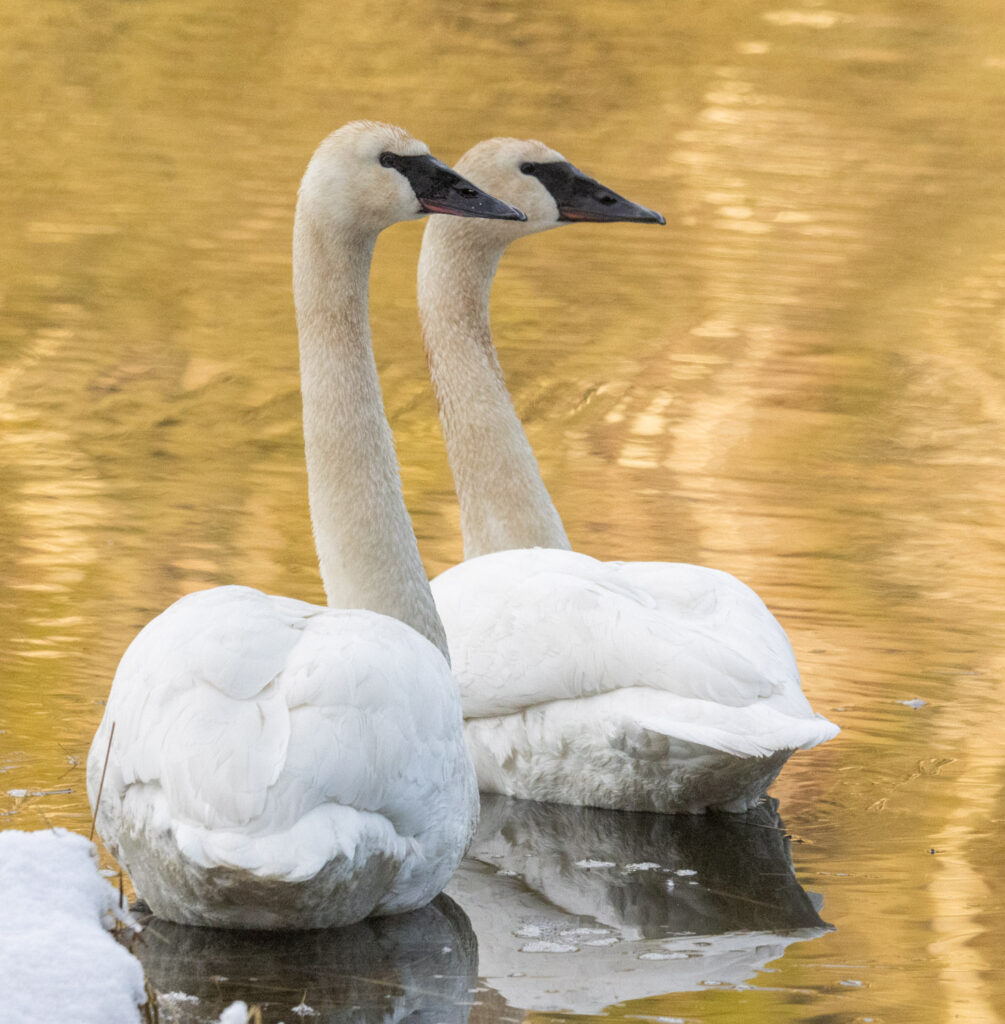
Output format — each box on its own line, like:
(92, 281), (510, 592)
(447, 795), (827, 1014)
(131, 895), (476, 1024)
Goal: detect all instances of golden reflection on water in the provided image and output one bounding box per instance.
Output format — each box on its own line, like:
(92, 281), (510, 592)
(2, 0), (1004, 1021)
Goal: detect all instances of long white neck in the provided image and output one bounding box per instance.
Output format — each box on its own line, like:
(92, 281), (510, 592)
(294, 211), (448, 656)
(418, 220), (570, 560)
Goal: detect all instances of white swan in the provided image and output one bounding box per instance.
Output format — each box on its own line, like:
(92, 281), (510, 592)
(86, 121), (525, 929)
(417, 138), (839, 814)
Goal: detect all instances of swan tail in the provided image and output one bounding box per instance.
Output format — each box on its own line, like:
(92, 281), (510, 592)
(616, 704), (841, 761)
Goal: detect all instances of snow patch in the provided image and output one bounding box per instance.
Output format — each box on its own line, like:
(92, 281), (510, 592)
(1, 829), (146, 1024)
(217, 1001), (250, 1023)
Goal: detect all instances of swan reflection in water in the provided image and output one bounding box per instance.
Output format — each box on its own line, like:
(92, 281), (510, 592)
(130, 894), (476, 1024)
(445, 794), (830, 1014)
(131, 798), (826, 1021)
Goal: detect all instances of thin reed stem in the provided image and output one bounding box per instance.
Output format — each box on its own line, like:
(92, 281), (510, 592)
(89, 721), (115, 844)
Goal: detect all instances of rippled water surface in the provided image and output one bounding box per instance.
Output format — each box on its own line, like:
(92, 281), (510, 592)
(2, 0), (1003, 1021)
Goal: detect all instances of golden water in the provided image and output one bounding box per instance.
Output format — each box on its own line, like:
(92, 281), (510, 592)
(1, 0), (1003, 1021)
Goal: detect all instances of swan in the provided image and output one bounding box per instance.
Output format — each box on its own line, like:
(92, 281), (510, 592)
(86, 121), (525, 929)
(417, 138), (839, 814)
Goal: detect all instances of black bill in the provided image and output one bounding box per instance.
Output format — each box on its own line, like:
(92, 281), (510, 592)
(381, 152), (526, 220)
(522, 160), (665, 224)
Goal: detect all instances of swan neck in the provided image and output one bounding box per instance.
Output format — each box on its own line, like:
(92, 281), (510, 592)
(294, 212), (448, 656)
(418, 223), (570, 559)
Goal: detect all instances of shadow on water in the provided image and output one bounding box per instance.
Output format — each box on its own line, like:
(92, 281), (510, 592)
(446, 794), (830, 1014)
(130, 893), (476, 1024)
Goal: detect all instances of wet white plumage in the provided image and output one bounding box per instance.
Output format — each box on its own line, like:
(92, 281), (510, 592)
(419, 138), (838, 812)
(91, 587), (475, 928)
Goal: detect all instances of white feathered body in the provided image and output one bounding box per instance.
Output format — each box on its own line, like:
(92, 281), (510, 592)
(432, 548), (838, 814)
(87, 586), (478, 929)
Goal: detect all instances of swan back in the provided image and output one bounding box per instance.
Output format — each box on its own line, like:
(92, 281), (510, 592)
(89, 586), (478, 927)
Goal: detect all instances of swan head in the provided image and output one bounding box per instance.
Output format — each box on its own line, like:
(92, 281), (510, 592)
(298, 121), (526, 237)
(450, 137), (665, 243)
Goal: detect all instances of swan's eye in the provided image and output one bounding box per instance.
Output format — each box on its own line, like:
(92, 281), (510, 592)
(379, 152), (396, 168)
(520, 162), (536, 175)
(598, 193), (617, 205)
